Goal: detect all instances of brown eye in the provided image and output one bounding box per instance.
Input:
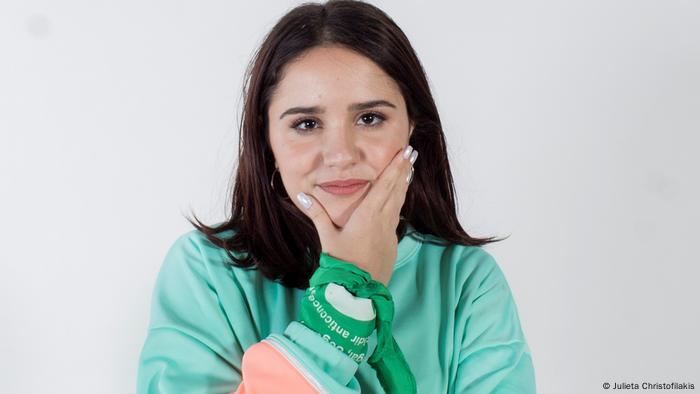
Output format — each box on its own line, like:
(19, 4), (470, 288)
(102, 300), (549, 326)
(357, 112), (386, 127)
(291, 118), (319, 134)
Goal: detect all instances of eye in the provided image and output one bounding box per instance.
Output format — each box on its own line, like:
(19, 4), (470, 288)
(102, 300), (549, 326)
(289, 112), (387, 134)
(290, 117), (320, 134)
(357, 112), (386, 128)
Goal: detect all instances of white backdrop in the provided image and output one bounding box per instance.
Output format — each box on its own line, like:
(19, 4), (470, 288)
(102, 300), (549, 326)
(1, 1), (698, 393)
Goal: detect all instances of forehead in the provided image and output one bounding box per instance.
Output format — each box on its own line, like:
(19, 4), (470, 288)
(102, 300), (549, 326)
(270, 45), (403, 109)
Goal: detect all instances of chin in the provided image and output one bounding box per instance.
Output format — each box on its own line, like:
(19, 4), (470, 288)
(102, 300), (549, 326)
(322, 198), (362, 229)
(328, 213), (350, 228)
(326, 206), (352, 228)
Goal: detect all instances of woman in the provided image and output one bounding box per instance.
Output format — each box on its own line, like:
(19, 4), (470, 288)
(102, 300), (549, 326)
(136, 1), (536, 393)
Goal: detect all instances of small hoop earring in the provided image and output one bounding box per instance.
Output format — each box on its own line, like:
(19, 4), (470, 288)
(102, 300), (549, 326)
(270, 168), (279, 190)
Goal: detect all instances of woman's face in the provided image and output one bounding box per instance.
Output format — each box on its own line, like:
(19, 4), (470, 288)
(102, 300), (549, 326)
(267, 45), (414, 228)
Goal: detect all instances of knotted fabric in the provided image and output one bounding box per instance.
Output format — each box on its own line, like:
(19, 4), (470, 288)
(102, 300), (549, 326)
(298, 283), (375, 363)
(309, 252), (417, 394)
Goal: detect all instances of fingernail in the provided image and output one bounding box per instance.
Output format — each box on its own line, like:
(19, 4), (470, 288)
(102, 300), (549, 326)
(296, 192), (312, 209)
(406, 167), (414, 184)
(409, 150), (419, 164)
(402, 145), (414, 160)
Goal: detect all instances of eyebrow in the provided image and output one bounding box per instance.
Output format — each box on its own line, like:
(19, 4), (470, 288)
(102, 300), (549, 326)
(279, 99), (397, 120)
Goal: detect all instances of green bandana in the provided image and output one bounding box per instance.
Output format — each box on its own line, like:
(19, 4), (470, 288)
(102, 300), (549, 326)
(303, 252), (417, 394)
(299, 282), (375, 363)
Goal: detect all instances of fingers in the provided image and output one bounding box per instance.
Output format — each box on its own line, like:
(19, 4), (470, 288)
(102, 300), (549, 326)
(384, 148), (418, 218)
(296, 191), (337, 235)
(360, 145), (418, 214)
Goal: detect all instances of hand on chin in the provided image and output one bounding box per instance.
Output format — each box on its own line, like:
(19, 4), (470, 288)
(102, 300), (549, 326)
(323, 197), (364, 230)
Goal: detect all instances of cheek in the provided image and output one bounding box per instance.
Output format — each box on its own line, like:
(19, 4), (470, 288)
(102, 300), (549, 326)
(270, 125), (309, 165)
(364, 134), (405, 173)
(275, 142), (318, 189)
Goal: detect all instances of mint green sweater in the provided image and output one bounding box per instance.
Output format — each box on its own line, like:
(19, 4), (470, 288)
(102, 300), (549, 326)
(137, 225), (537, 393)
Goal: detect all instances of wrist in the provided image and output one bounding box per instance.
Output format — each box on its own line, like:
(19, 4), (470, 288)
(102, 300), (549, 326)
(320, 251), (391, 285)
(298, 282), (375, 363)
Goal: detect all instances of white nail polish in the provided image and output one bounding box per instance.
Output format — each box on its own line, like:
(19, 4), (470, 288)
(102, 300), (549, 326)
(403, 145), (414, 159)
(296, 192), (312, 209)
(409, 150), (419, 164)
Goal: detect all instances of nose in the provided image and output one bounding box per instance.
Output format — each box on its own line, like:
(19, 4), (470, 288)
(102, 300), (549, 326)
(321, 127), (359, 169)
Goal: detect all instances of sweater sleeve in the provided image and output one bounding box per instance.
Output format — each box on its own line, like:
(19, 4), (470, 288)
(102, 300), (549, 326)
(453, 253), (537, 393)
(136, 233), (363, 394)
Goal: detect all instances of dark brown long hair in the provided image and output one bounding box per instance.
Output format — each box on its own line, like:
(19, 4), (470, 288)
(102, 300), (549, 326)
(186, 0), (506, 289)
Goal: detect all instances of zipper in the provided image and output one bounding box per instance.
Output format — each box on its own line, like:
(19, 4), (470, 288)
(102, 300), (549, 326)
(264, 336), (328, 394)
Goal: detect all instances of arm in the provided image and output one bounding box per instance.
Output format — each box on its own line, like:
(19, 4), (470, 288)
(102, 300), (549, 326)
(234, 281), (375, 394)
(453, 255), (537, 393)
(234, 321), (363, 394)
(136, 234), (364, 394)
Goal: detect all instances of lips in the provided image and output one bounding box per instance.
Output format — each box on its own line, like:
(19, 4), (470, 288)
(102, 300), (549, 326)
(318, 179), (369, 196)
